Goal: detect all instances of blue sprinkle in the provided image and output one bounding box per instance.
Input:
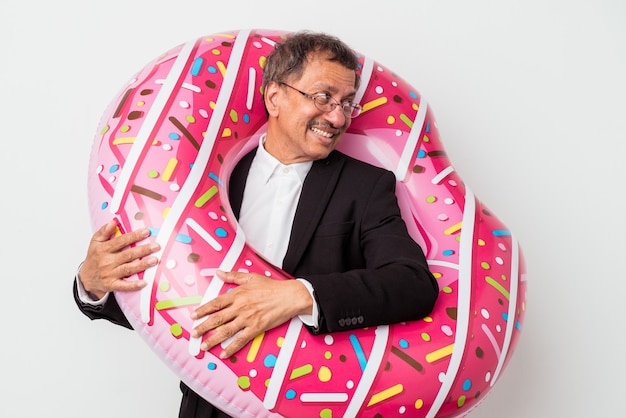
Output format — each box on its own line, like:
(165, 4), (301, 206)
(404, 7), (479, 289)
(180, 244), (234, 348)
(207, 362), (217, 370)
(109, 164), (119, 173)
(148, 228), (159, 237)
(443, 249), (455, 256)
(399, 339), (409, 349)
(417, 149), (426, 158)
(264, 354), (277, 368)
(243, 114), (250, 123)
(207, 66), (217, 74)
(409, 91), (418, 99)
(349, 334), (367, 373)
(515, 320), (522, 331)
(191, 57), (204, 76)
(208, 172), (224, 187)
(101, 202), (108, 210)
(215, 228), (227, 238)
(169, 133), (180, 140)
(462, 379), (472, 391)
(502, 312), (509, 321)
(425, 120), (431, 133)
(492, 229), (512, 237)
(285, 389), (296, 400)
(176, 234), (192, 244)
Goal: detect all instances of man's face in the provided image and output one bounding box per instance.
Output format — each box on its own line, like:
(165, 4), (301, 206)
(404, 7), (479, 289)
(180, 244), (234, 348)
(264, 53), (357, 164)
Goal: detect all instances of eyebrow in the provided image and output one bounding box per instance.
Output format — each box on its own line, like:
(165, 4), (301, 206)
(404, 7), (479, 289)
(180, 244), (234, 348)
(310, 83), (357, 100)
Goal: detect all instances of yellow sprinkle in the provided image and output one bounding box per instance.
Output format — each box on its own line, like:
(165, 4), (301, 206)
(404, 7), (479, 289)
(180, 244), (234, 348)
(112, 137), (159, 145)
(367, 384), (403, 406)
(478, 238), (486, 246)
(259, 56), (266, 68)
(425, 344), (454, 363)
(318, 365), (332, 382)
(162, 207), (170, 219)
(112, 137), (136, 145)
(246, 332), (265, 363)
(217, 61), (227, 77)
(161, 158), (178, 181)
(361, 97), (387, 113)
(215, 33), (236, 39)
(443, 222), (462, 235)
(222, 127), (232, 137)
(386, 115), (396, 124)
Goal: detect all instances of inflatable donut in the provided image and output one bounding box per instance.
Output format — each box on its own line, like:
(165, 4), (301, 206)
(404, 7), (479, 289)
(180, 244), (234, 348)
(87, 29), (526, 417)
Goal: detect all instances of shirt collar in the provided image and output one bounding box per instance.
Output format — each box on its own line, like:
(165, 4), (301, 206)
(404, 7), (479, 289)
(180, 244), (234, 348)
(255, 134), (313, 184)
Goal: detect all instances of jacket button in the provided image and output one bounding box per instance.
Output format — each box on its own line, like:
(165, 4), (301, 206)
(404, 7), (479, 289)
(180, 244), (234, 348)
(357, 315), (364, 324)
(351, 317), (358, 325)
(338, 318), (346, 327)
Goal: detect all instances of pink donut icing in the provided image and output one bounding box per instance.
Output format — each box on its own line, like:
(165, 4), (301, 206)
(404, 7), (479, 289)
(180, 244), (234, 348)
(87, 29), (527, 418)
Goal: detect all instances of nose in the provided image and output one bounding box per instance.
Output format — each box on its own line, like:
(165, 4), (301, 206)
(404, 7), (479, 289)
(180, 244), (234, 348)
(324, 103), (349, 128)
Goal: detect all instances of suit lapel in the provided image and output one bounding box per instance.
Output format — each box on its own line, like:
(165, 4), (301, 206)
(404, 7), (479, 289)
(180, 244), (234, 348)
(228, 148), (257, 219)
(282, 152), (345, 273)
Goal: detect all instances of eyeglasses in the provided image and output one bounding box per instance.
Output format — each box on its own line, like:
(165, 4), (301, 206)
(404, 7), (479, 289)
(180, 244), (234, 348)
(279, 82), (362, 118)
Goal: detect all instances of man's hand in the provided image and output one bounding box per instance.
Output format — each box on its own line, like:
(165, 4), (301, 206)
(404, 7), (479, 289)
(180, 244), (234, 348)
(190, 270), (313, 359)
(78, 219), (160, 299)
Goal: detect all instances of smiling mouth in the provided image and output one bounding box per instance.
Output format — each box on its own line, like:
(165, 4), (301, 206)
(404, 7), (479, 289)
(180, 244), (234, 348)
(309, 122), (340, 139)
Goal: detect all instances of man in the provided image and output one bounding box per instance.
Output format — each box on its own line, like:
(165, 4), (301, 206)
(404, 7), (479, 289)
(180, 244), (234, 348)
(74, 31), (439, 417)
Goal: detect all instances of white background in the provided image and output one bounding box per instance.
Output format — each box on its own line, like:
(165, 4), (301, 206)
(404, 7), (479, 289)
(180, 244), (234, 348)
(1, 0), (624, 417)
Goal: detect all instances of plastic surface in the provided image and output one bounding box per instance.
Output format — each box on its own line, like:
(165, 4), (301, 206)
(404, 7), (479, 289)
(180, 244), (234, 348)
(87, 29), (526, 418)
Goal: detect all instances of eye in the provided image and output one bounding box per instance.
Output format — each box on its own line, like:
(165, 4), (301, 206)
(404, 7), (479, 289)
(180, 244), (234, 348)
(312, 93), (332, 106)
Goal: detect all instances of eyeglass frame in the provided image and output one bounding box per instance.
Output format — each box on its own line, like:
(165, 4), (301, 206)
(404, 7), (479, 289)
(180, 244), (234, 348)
(278, 82), (363, 118)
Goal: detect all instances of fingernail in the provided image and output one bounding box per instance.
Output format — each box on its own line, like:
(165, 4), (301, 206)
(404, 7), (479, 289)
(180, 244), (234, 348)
(219, 351), (227, 359)
(150, 243), (160, 251)
(146, 256), (158, 266)
(200, 342), (208, 351)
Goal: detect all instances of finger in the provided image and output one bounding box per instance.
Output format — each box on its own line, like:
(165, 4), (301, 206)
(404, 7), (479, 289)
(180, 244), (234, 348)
(108, 277), (148, 293)
(199, 321), (246, 355)
(106, 227), (153, 253)
(91, 219), (119, 242)
(215, 269), (254, 285)
(112, 254), (159, 280)
(191, 293), (232, 320)
(115, 242), (160, 266)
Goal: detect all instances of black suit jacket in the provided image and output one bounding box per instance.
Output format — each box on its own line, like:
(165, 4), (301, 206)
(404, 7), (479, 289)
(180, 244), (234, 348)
(73, 148), (438, 416)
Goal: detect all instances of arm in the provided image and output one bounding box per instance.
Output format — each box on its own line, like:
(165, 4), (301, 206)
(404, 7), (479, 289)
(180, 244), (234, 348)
(73, 219), (161, 329)
(298, 167), (439, 334)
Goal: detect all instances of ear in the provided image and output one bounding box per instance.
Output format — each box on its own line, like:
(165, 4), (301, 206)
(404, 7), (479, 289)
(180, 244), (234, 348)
(264, 81), (281, 117)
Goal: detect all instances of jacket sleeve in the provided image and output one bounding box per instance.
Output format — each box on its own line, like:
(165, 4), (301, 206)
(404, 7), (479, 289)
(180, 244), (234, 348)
(296, 168), (439, 335)
(72, 278), (133, 330)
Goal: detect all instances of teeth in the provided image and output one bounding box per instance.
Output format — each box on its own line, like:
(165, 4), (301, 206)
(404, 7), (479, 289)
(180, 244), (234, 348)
(311, 126), (334, 138)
